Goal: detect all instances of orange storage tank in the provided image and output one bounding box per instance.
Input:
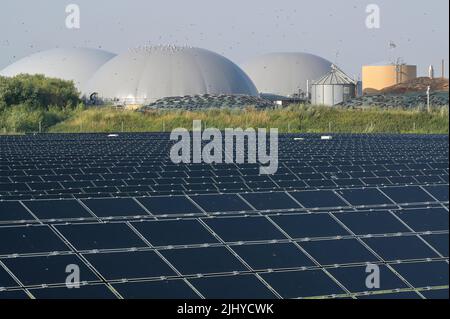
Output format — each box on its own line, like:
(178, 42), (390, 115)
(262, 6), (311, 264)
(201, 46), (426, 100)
(362, 64), (417, 94)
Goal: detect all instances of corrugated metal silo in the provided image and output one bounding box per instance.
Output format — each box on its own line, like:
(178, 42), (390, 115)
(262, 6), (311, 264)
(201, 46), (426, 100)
(311, 65), (356, 106)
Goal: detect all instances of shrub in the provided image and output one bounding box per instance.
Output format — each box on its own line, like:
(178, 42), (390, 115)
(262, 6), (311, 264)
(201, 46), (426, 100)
(0, 74), (80, 110)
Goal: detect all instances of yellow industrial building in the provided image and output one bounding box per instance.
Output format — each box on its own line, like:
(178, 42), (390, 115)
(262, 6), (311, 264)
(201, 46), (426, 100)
(362, 64), (417, 93)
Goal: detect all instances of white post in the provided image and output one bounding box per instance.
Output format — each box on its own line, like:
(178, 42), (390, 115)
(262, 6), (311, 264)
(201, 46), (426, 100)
(306, 80), (309, 102)
(427, 86), (431, 113)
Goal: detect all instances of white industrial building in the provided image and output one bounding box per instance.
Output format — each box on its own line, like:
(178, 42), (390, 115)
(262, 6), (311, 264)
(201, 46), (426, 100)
(84, 46), (258, 105)
(241, 52), (333, 98)
(0, 48), (116, 91)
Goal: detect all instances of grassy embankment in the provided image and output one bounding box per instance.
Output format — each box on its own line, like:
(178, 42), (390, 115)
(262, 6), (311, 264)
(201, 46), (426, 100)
(46, 104), (449, 134)
(0, 104), (448, 135)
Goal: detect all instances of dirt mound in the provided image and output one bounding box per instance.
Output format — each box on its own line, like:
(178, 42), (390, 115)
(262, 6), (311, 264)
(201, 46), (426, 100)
(379, 77), (449, 94)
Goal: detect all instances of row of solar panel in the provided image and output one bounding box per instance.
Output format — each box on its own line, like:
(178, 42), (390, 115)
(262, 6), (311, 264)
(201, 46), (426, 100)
(1, 144), (446, 156)
(1, 139), (445, 152)
(1, 160), (447, 171)
(0, 186), (448, 219)
(1, 281), (449, 299)
(1, 181), (448, 202)
(0, 136), (446, 159)
(1, 214), (448, 255)
(1, 247), (448, 298)
(0, 174), (447, 191)
(1, 168), (447, 183)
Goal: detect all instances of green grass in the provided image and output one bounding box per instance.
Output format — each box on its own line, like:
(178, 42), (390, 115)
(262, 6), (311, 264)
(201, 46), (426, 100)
(48, 104), (449, 134)
(1, 104), (448, 134)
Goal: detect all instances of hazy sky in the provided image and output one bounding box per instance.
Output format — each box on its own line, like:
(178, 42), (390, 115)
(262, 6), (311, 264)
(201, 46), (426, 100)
(0, 0), (448, 77)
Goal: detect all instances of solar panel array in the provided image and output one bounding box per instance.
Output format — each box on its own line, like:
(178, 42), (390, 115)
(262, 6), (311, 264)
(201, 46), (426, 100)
(0, 133), (448, 299)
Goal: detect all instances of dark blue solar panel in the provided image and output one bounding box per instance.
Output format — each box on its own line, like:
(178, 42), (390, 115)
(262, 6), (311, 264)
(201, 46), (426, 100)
(0, 266), (18, 289)
(0, 225), (69, 255)
(421, 234), (449, 257)
(288, 190), (348, 208)
(300, 239), (379, 265)
(334, 211), (410, 235)
(23, 200), (92, 220)
(55, 223), (147, 251)
(204, 216), (286, 242)
(0, 201), (34, 222)
(394, 208), (449, 232)
(232, 243), (315, 270)
(328, 265), (408, 293)
(113, 280), (200, 299)
(83, 251), (176, 280)
(137, 196), (203, 215)
(190, 274), (277, 299)
(191, 194), (253, 213)
(0, 133), (447, 299)
(362, 236), (440, 261)
(270, 214), (349, 239)
(131, 220), (219, 247)
(337, 189), (393, 206)
(2, 254), (98, 286)
(381, 186), (436, 204)
(424, 185), (449, 201)
(82, 198), (150, 217)
(261, 270), (345, 298)
(240, 192), (301, 210)
(392, 261), (449, 288)
(161, 247), (246, 275)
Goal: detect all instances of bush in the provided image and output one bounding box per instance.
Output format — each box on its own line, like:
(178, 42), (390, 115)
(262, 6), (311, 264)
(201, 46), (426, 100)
(0, 74), (80, 110)
(0, 104), (77, 133)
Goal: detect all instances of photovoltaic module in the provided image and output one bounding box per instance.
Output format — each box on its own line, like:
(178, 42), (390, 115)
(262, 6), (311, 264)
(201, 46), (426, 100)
(0, 133), (448, 299)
